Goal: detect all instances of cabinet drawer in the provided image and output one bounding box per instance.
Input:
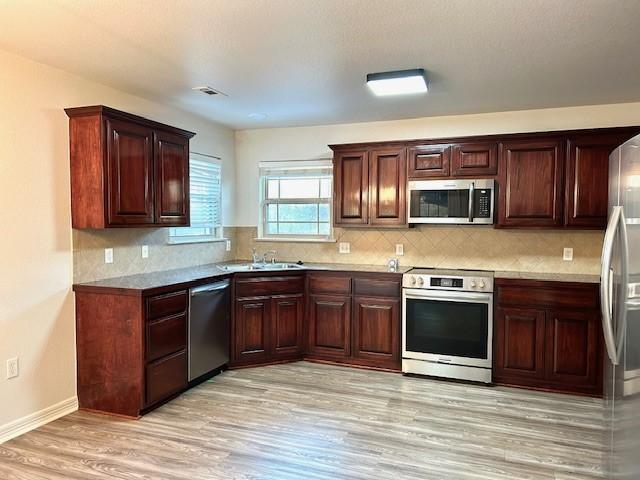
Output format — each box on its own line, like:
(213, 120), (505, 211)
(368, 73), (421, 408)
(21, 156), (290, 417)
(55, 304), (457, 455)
(308, 274), (352, 295)
(497, 285), (598, 310)
(146, 291), (188, 320)
(145, 350), (187, 406)
(353, 277), (401, 298)
(235, 276), (304, 298)
(146, 314), (187, 362)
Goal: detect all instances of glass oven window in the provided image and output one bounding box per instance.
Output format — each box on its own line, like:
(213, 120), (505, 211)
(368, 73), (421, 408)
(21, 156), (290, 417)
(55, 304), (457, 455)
(410, 189), (470, 218)
(405, 298), (488, 359)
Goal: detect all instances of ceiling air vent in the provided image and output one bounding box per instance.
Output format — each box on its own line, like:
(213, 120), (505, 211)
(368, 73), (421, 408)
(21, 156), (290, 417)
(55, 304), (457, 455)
(192, 86), (227, 97)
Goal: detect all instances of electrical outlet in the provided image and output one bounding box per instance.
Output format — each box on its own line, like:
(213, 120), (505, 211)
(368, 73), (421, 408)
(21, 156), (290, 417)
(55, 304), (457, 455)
(141, 245), (149, 259)
(225, 240), (232, 252)
(339, 242), (351, 254)
(395, 244), (404, 256)
(563, 247), (574, 261)
(104, 248), (114, 264)
(6, 357), (18, 379)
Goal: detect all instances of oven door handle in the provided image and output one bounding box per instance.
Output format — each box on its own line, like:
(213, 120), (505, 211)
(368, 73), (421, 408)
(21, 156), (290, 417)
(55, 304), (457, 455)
(404, 288), (492, 303)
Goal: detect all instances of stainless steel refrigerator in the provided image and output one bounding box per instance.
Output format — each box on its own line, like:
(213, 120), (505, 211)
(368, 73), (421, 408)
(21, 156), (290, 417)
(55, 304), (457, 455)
(602, 133), (640, 479)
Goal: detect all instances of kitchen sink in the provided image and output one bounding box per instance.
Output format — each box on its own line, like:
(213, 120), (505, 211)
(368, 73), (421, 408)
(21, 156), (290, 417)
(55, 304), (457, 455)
(218, 263), (304, 272)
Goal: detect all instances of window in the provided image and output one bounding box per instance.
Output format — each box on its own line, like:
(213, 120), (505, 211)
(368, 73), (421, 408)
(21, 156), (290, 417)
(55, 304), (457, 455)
(169, 153), (222, 243)
(259, 160), (333, 240)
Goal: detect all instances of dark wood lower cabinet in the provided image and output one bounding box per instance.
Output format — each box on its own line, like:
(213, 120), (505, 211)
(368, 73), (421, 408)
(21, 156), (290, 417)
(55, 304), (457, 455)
(493, 279), (603, 396)
(352, 296), (400, 369)
(145, 350), (187, 407)
(307, 294), (351, 359)
(271, 294), (304, 358)
(234, 297), (270, 364)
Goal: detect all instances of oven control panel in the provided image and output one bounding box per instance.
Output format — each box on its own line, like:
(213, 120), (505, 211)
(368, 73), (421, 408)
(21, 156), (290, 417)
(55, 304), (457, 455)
(402, 270), (494, 292)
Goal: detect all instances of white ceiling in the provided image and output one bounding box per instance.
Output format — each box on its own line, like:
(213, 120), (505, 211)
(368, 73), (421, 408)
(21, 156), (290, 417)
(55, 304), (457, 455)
(2, 0), (640, 129)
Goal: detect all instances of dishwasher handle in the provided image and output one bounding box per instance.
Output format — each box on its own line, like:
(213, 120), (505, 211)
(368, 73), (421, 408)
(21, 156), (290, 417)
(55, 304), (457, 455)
(191, 280), (230, 296)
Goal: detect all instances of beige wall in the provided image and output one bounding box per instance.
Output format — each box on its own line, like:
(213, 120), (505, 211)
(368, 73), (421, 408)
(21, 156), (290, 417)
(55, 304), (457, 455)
(0, 48), (235, 432)
(234, 102), (640, 226)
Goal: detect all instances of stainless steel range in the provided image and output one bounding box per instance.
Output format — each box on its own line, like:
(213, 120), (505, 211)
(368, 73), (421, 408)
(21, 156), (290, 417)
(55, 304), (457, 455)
(402, 269), (494, 383)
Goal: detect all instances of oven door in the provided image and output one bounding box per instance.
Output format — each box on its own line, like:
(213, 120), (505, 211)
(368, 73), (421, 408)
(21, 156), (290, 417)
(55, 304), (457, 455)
(407, 179), (494, 224)
(402, 288), (493, 368)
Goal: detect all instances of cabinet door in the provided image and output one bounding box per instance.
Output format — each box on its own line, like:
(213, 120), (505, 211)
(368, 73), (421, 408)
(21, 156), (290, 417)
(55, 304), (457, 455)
(233, 298), (270, 364)
(333, 150), (369, 225)
(407, 144), (450, 178)
(106, 119), (154, 225)
(145, 350), (187, 407)
(451, 142), (498, 176)
(498, 139), (564, 227)
(352, 296), (400, 368)
(494, 307), (546, 382)
(545, 310), (599, 388)
(308, 294), (351, 358)
(270, 294), (304, 358)
(565, 134), (627, 228)
(154, 130), (190, 226)
(369, 147), (407, 226)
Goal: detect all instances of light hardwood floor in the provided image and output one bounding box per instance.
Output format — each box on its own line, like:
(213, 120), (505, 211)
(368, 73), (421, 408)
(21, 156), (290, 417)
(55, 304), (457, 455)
(0, 362), (607, 479)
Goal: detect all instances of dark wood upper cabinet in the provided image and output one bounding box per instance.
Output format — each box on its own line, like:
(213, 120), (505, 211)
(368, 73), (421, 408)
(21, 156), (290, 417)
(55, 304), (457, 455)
(333, 150), (369, 225)
(66, 105), (195, 228)
(451, 142), (498, 176)
(498, 138), (565, 228)
(565, 133), (631, 228)
(407, 144), (451, 178)
(369, 147), (407, 225)
(106, 119), (155, 225)
(154, 130), (190, 225)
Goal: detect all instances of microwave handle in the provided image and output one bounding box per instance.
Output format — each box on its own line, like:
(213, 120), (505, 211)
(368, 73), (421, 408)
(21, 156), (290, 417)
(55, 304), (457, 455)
(468, 182), (475, 222)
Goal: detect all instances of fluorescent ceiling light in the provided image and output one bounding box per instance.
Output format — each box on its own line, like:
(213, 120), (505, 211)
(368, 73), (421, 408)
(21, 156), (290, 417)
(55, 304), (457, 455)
(366, 68), (428, 96)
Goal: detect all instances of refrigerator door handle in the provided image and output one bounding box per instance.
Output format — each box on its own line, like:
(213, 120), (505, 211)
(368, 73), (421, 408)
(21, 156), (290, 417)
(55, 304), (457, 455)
(600, 206), (628, 365)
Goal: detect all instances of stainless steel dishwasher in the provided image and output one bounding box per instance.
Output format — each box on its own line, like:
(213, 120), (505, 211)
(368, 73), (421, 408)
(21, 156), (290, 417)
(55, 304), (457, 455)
(188, 279), (230, 382)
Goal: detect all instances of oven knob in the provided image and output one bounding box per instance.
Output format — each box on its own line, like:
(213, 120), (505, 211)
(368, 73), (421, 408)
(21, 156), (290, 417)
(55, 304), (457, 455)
(470, 280), (477, 288)
(479, 280), (486, 289)
(417, 277), (424, 287)
(410, 276), (417, 286)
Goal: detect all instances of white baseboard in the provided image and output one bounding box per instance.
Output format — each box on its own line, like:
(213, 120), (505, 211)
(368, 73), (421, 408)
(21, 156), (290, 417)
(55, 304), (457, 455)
(0, 396), (78, 444)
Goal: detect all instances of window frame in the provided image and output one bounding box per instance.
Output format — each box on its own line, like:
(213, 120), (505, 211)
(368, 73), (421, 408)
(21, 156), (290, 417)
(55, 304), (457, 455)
(168, 153), (224, 244)
(258, 161), (334, 241)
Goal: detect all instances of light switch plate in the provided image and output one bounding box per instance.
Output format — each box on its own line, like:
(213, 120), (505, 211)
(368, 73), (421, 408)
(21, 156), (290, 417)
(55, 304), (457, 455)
(226, 240), (232, 252)
(104, 248), (114, 264)
(339, 242), (351, 254)
(141, 245), (149, 258)
(563, 247), (574, 261)
(395, 244), (404, 256)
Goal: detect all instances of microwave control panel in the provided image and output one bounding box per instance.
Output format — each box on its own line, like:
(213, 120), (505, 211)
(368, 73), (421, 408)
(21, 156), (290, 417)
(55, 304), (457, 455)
(474, 189), (492, 218)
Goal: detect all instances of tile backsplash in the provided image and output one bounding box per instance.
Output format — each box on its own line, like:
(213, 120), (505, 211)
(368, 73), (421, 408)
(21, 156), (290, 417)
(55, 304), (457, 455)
(73, 225), (604, 284)
(236, 226), (604, 275)
(73, 227), (236, 283)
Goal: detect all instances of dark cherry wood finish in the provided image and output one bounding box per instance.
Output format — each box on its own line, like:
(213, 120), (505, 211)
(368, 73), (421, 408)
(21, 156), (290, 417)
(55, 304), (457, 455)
(352, 296), (400, 369)
(493, 278), (603, 396)
(407, 144), (451, 178)
(451, 142), (498, 176)
(154, 130), (190, 225)
(307, 294), (352, 359)
(145, 350), (188, 407)
(146, 313), (187, 362)
(498, 138), (565, 228)
(271, 294), (305, 358)
(333, 150), (369, 225)
(565, 132), (631, 228)
(234, 297), (270, 364)
(369, 147), (407, 226)
(66, 105), (195, 228)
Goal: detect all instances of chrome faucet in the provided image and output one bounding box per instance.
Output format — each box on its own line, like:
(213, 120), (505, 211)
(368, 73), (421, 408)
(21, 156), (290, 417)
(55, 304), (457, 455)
(262, 250), (277, 264)
(251, 248), (260, 264)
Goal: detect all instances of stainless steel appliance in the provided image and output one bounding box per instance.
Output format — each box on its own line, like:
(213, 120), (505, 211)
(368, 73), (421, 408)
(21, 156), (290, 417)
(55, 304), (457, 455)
(188, 280), (231, 382)
(402, 269), (493, 383)
(602, 134), (640, 479)
(407, 178), (495, 224)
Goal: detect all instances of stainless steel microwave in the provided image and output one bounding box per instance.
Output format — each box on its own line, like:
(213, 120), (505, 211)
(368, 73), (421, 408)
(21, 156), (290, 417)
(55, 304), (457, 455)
(407, 179), (495, 224)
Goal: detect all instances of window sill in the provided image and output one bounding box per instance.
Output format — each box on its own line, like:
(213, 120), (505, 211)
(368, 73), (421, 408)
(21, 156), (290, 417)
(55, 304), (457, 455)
(168, 237), (228, 245)
(253, 237), (337, 244)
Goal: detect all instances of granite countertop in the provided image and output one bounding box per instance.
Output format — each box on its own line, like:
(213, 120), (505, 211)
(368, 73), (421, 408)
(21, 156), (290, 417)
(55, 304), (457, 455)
(494, 270), (601, 284)
(73, 261), (410, 293)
